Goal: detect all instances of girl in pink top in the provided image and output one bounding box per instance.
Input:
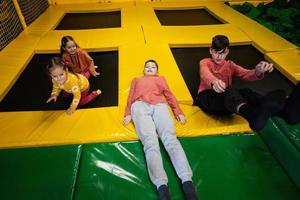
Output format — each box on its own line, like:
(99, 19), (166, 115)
(123, 60), (199, 200)
(61, 35), (100, 79)
(195, 35), (300, 131)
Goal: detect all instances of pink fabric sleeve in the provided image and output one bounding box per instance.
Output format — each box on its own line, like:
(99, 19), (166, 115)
(200, 59), (218, 88)
(231, 61), (263, 81)
(124, 78), (137, 116)
(160, 77), (183, 117)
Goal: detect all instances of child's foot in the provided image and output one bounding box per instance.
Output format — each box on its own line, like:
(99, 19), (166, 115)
(158, 184), (171, 200)
(92, 89), (102, 96)
(239, 90), (285, 131)
(182, 181), (199, 200)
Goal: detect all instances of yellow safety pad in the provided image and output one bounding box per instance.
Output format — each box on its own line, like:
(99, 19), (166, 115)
(265, 50), (300, 84)
(0, 32), (38, 101)
(0, 105), (250, 149)
(3, 0), (300, 149)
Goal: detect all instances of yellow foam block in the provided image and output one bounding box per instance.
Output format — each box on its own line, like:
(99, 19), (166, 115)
(35, 29), (123, 53)
(265, 50), (300, 84)
(26, 6), (65, 36)
(143, 24), (251, 46)
(0, 107), (136, 149)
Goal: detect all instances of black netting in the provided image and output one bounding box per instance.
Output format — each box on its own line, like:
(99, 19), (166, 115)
(0, 0), (23, 51)
(17, 0), (49, 26)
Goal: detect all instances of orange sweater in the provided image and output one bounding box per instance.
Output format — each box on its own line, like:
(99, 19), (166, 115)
(125, 75), (183, 117)
(198, 58), (263, 93)
(62, 48), (96, 74)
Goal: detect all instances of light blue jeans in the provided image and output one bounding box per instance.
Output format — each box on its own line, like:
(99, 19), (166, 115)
(131, 101), (193, 188)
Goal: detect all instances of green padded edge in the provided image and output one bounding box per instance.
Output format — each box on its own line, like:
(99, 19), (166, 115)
(259, 118), (300, 189)
(0, 144), (82, 200)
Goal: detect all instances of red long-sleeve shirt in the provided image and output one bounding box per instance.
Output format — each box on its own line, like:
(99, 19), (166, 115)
(125, 75), (183, 117)
(198, 58), (263, 93)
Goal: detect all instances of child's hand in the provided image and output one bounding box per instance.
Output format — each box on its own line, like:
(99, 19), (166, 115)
(46, 96), (57, 103)
(92, 71), (100, 77)
(255, 61), (273, 76)
(212, 79), (226, 93)
(123, 115), (132, 125)
(176, 114), (186, 124)
(66, 108), (75, 115)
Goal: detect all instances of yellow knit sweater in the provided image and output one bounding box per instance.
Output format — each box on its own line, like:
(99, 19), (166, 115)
(51, 72), (89, 110)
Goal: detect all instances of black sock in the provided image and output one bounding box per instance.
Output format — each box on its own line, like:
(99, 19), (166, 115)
(239, 104), (269, 132)
(239, 90), (286, 131)
(182, 181), (199, 200)
(158, 184), (171, 200)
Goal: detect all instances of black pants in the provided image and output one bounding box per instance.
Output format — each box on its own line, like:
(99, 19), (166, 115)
(195, 87), (262, 115)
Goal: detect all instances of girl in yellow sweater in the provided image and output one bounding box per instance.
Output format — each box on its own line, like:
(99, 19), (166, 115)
(46, 57), (101, 115)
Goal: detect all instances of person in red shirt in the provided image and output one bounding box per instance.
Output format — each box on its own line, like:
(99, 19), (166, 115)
(195, 35), (288, 131)
(60, 35), (100, 79)
(123, 60), (199, 200)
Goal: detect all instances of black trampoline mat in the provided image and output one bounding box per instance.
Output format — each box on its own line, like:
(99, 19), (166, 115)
(55, 11), (121, 30)
(171, 45), (294, 101)
(155, 9), (223, 26)
(0, 52), (118, 112)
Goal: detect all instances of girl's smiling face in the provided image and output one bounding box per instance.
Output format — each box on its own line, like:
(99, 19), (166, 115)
(50, 66), (67, 85)
(144, 61), (158, 76)
(64, 40), (77, 55)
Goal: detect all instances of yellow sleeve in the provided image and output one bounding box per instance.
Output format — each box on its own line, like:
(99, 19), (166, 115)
(51, 80), (61, 97)
(69, 84), (81, 110)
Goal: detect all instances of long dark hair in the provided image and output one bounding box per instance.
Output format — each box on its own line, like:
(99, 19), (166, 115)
(60, 35), (80, 56)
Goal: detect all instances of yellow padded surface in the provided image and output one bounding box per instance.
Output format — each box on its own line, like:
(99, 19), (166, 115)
(1, 0), (299, 148)
(266, 50), (300, 84)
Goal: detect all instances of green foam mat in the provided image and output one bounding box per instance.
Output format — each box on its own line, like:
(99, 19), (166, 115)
(273, 117), (300, 151)
(74, 134), (300, 200)
(0, 145), (82, 200)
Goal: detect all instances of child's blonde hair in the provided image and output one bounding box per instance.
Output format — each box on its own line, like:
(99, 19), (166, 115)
(46, 57), (77, 76)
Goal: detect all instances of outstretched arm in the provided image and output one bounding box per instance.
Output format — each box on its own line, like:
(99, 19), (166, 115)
(160, 77), (186, 124)
(123, 79), (137, 125)
(255, 61), (273, 77)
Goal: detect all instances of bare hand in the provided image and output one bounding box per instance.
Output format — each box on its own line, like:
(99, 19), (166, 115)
(66, 108), (75, 115)
(46, 96), (57, 103)
(176, 114), (186, 124)
(255, 61), (273, 76)
(212, 79), (226, 93)
(123, 115), (132, 125)
(92, 71), (100, 77)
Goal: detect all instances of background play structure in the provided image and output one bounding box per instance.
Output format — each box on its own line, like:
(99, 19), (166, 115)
(0, 0), (299, 199)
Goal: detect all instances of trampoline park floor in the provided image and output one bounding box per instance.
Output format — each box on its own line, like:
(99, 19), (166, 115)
(0, 0), (300, 199)
(0, 133), (299, 200)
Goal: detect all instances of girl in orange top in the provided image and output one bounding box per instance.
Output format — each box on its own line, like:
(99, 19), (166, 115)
(61, 35), (100, 79)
